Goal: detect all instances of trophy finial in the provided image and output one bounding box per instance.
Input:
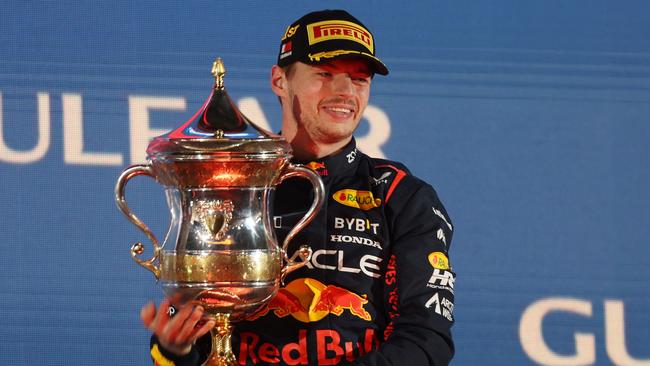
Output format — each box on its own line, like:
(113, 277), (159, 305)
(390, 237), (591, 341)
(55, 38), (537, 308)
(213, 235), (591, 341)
(212, 57), (226, 90)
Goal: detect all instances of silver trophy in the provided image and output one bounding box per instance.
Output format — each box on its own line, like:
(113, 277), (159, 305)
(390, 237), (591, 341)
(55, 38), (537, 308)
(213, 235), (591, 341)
(115, 58), (325, 365)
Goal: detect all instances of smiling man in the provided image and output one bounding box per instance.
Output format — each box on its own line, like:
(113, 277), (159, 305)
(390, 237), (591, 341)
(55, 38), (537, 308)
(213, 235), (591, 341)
(142, 9), (456, 366)
(273, 58), (372, 160)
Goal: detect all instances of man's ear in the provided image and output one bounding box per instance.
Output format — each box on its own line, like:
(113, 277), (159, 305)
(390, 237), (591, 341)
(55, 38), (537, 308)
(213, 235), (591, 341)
(270, 65), (287, 97)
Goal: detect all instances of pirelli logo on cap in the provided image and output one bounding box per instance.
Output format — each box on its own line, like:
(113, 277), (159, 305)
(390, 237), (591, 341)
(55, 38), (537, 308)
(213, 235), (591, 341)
(307, 20), (374, 53)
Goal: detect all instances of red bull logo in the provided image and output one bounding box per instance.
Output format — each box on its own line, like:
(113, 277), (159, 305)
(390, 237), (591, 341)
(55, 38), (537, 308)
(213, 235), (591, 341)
(311, 283), (371, 321)
(247, 278), (372, 323)
(306, 161), (328, 176)
(247, 289), (305, 320)
(238, 328), (380, 365)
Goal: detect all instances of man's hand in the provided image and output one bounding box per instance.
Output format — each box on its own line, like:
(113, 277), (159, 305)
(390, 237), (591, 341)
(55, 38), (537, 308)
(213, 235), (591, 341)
(141, 298), (215, 356)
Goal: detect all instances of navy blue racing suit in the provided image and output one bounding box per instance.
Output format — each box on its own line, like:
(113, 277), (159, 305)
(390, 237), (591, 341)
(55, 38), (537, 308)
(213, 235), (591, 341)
(150, 138), (455, 365)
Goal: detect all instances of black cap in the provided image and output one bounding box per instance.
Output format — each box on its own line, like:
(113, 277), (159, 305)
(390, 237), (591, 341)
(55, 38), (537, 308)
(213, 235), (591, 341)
(277, 9), (389, 75)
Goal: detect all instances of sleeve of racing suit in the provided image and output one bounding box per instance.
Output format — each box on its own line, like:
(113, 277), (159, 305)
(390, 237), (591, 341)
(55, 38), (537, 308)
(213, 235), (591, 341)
(350, 181), (455, 366)
(149, 334), (211, 366)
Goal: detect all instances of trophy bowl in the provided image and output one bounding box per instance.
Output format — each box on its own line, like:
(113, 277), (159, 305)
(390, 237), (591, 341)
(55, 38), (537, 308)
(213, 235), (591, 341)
(115, 58), (324, 365)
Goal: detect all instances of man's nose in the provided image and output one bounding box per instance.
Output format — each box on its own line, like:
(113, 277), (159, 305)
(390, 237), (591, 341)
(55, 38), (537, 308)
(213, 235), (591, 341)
(330, 74), (355, 95)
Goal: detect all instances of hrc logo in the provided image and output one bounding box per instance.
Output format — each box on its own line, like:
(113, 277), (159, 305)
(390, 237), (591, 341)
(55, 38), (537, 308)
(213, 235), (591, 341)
(307, 20), (373, 53)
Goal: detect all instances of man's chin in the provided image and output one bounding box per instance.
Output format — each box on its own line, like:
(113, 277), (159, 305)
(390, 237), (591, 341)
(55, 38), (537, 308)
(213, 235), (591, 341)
(317, 131), (355, 145)
(320, 122), (358, 138)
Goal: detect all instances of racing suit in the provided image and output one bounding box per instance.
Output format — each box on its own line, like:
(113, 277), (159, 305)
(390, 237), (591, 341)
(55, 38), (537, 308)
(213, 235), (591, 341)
(150, 138), (456, 365)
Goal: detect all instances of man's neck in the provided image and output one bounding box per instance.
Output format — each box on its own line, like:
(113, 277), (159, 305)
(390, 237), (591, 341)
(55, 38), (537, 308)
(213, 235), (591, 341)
(290, 137), (352, 161)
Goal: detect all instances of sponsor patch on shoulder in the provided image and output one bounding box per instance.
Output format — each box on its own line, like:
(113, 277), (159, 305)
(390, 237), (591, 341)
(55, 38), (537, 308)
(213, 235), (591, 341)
(428, 251), (450, 270)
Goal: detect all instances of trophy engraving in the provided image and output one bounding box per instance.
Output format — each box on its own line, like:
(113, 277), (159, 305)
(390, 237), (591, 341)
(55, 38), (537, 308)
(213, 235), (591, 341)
(115, 58), (325, 366)
(192, 199), (234, 244)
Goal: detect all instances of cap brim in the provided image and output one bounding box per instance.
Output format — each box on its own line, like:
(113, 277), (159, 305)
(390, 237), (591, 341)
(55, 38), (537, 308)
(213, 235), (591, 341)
(303, 52), (389, 76)
(361, 54), (389, 76)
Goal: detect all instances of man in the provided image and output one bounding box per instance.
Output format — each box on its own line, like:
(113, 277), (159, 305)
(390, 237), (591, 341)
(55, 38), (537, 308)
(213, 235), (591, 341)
(142, 9), (456, 365)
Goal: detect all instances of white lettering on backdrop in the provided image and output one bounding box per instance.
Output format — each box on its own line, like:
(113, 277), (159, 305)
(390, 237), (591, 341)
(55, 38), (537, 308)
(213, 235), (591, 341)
(520, 297), (650, 366)
(0, 93), (391, 165)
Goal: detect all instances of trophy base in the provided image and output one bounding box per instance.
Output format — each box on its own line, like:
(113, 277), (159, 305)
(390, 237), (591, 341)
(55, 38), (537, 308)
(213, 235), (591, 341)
(203, 313), (237, 366)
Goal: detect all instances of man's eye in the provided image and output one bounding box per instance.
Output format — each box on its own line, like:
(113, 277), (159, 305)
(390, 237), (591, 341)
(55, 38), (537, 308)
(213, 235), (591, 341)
(317, 72), (332, 77)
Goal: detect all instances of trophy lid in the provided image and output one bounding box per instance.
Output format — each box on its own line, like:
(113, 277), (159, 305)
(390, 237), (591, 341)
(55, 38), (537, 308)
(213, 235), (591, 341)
(146, 58), (291, 159)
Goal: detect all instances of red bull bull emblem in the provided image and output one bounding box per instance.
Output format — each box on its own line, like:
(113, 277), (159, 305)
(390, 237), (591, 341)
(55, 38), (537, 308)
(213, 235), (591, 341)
(247, 278), (372, 322)
(306, 161), (328, 176)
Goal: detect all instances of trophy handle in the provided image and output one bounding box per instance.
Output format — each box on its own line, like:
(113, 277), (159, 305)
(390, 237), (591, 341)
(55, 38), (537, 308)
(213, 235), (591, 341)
(115, 164), (161, 279)
(278, 164), (325, 280)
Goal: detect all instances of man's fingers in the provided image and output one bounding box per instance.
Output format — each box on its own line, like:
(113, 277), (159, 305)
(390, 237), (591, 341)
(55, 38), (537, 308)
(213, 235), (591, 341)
(150, 298), (172, 334)
(161, 303), (193, 342)
(141, 298), (215, 353)
(140, 302), (156, 327)
(191, 318), (216, 343)
(175, 306), (205, 342)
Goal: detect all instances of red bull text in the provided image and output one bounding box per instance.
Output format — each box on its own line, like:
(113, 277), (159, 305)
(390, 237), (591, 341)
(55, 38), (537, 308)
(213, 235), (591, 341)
(238, 328), (380, 365)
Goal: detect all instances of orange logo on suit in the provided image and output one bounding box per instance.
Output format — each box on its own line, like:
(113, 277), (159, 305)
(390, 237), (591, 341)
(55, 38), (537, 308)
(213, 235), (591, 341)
(247, 278), (371, 322)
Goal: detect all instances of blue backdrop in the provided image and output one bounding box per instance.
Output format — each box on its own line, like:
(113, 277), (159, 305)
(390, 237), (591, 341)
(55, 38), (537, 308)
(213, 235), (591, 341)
(1, 1), (649, 365)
